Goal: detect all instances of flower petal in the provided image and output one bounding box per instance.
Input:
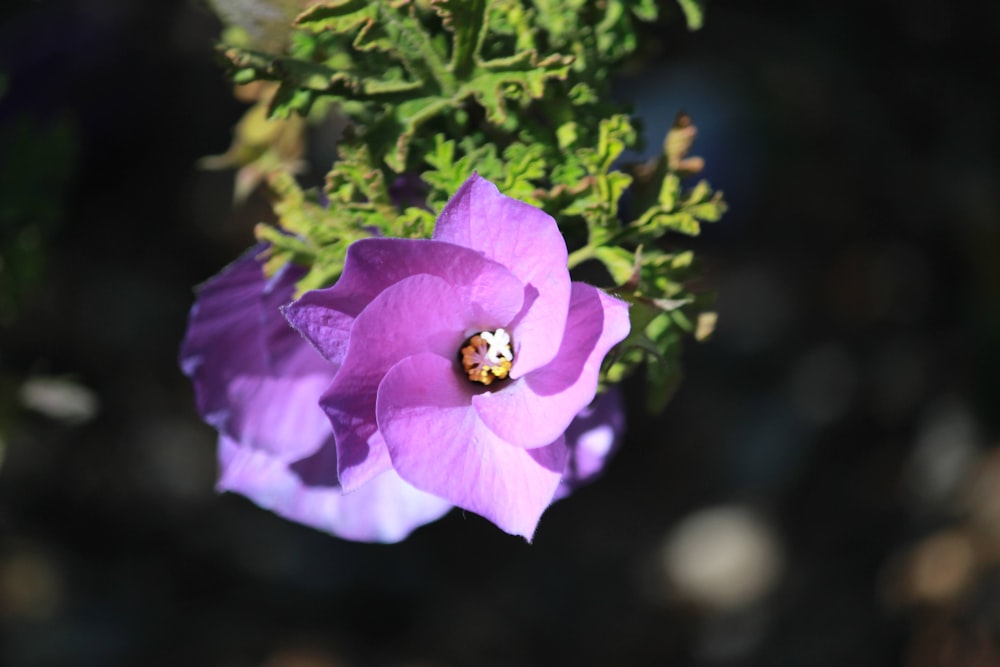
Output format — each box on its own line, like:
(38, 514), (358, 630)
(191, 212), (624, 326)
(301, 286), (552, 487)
(432, 174), (571, 377)
(319, 269), (522, 492)
(180, 249), (328, 459)
(180, 248), (281, 435)
(218, 435), (452, 543)
(473, 283), (631, 447)
(221, 372), (335, 458)
(181, 247), (456, 542)
(555, 387), (626, 499)
(376, 352), (569, 540)
(285, 238), (526, 364)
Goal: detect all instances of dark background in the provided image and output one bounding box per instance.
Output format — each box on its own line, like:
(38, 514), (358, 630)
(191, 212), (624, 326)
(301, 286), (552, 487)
(1, 1), (999, 665)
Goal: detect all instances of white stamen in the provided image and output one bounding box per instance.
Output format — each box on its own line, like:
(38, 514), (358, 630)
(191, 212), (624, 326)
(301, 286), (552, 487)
(480, 328), (512, 364)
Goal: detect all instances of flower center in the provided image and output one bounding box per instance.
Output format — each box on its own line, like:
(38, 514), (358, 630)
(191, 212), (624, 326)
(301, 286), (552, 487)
(460, 328), (514, 386)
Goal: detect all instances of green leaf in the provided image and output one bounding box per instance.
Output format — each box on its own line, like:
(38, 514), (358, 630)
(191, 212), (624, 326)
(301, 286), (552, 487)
(370, 95), (452, 172)
(568, 82), (598, 105)
(432, 0), (489, 78)
(422, 135), (471, 197)
(594, 246), (636, 285)
(460, 50), (572, 123)
(676, 0), (705, 31)
(557, 115), (636, 233)
(685, 198), (726, 222)
(644, 331), (684, 412)
(630, 0), (659, 22)
(556, 121), (579, 150)
(637, 210), (701, 237)
(658, 172), (681, 210)
(695, 311), (718, 341)
(397, 206), (436, 238)
(295, 0), (380, 42)
(266, 171), (323, 237)
(500, 142), (546, 205)
(297, 1), (449, 88)
(372, 5), (451, 88)
(324, 141), (392, 207)
(485, 0), (537, 53)
(589, 114), (636, 173)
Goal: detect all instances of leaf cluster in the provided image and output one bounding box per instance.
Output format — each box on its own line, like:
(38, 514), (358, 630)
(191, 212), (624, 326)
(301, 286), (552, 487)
(552, 112), (725, 411)
(206, 0), (722, 412)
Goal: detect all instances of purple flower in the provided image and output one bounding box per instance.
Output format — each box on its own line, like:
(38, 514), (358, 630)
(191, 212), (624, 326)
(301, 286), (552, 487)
(285, 174), (630, 539)
(180, 248), (453, 542)
(179, 176), (629, 542)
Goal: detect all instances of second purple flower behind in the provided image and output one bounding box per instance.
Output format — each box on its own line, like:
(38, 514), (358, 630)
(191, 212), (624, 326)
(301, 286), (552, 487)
(285, 174), (630, 539)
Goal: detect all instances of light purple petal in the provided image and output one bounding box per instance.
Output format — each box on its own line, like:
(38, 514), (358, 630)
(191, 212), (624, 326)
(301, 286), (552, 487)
(181, 248), (453, 542)
(285, 238), (527, 365)
(180, 249), (327, 459)
(220, 372), (335, 458)
(320, 271), (522, 492)
(280, 289), (352, 373)
(376, 352), (569, 540)
(555, 387), (626, 500)
(218, 435), (452, 543)
(180, 247), (282, 436)
(432, 174), (571, 377)
(472, 283), (631, 447)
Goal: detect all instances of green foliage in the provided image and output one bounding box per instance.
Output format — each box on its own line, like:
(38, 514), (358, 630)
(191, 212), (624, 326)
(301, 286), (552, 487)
(676, 0), (705, 31)
(222, 0), (571, 172)
(422, 135), (546, 210)
(207, 0), (726, 412)
(200, 90), (307, 203)
(0, 108), (79, 326)
(208, 0), (312, 51)
(583, 113), (723, 406)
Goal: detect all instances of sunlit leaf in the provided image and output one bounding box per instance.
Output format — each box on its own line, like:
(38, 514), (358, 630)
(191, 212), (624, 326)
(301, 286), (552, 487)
(676, 0), (704, 31)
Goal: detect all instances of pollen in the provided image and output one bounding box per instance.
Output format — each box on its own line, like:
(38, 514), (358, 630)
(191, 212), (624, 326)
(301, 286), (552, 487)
(460, 328), (514, 386)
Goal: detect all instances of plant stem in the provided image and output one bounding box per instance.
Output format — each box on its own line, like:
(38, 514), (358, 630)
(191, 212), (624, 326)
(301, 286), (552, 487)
(567, 244), (595, 270)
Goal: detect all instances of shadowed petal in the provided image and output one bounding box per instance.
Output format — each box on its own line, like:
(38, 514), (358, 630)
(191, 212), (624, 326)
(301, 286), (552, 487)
(377, 352), (569, 540)
(473, 283), (630, 447)
(182, 249), (454, 541)
(218, 435), (452, 543)
(285, 238), (525, 364)
(222, 372), (334, 458)
(556, 387), (626, 499)
(432, 174), (571, 377)
(180, 248), (456, 541)
(180, 249), (329, 459)
(180, 247), (281, 436)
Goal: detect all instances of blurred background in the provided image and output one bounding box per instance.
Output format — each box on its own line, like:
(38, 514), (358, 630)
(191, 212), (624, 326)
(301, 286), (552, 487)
(1, 0), (998, 665)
